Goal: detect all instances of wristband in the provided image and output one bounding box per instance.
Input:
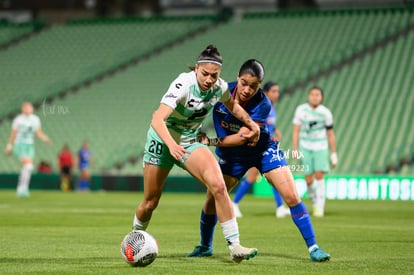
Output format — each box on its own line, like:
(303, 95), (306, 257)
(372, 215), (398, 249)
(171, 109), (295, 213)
(6, 143), (12, 151)
(330, 152), (338, 165)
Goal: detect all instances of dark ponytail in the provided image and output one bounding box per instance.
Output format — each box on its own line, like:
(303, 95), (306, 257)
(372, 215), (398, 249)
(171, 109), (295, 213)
(197, 44), (223, 66)
(189, 44), (223, 70)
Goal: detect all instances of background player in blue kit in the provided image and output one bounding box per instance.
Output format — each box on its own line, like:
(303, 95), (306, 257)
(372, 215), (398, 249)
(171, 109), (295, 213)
(232, 81), (290, 218)
(77, 141), (92, 191)
(187, 59), (330, 262)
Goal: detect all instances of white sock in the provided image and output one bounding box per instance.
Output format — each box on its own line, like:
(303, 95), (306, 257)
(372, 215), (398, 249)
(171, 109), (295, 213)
(307, 182), (316, 205)
(133, 213), (149, 230)
(220, 217), (240, 250)
(308, 244), (319, 253)
(315, 179), (325, 210)
(17, 163), (33, 193)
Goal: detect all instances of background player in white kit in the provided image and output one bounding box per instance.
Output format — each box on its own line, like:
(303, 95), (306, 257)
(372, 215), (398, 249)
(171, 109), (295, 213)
(292, 87), (337, 217)
(5, 102), (52, 198)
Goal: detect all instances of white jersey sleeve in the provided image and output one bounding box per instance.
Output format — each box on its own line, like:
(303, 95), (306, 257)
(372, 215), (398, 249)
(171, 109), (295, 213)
(160, 72), (191, 109)
(217, 78), (230, 103)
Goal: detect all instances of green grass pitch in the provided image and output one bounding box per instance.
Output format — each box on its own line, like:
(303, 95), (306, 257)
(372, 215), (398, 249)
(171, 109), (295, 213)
(0, 190), (413, 274)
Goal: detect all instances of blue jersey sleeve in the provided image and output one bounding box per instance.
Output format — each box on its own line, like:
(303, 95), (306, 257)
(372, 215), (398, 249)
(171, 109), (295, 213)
(248, 96), (271, 126)
(213, 103), (230, 139)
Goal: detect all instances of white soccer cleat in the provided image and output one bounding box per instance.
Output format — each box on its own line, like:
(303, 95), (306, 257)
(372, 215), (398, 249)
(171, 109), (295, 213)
(313, 205), (324, 217)
(230, 244), (258, 263)
(232, 202), (243, 218)
(276, 205), (291, 218)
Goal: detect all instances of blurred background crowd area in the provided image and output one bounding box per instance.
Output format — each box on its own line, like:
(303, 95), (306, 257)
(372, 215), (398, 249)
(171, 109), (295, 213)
(0, 0), (413, 178)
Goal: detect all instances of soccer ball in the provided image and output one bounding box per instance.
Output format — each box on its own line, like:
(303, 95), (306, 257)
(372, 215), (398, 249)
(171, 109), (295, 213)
(120, 230), (158, 267)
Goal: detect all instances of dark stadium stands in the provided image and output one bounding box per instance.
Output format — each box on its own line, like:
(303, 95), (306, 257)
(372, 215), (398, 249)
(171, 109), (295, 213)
(1, 7), (413, 176)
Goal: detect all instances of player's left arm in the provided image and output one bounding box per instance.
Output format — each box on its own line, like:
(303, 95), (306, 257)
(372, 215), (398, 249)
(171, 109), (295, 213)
(325, 108), (337, 167)
(36, 129), (52, 145)
(199, 126), (258, 147)
(327, 127), (337, 168)
(223, 98), (260, 145)
(217, 126), (250, 147)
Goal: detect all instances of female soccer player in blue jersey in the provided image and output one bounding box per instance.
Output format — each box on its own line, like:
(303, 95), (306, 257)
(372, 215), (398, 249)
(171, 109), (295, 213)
(187, 59), (331, 262)
(232, 81), (290, 218)
(132, 45), (260, 263)
(77, 141), (92, 191)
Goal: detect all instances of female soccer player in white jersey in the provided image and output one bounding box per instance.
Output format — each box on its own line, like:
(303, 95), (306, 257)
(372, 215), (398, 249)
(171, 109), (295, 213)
(187, 59), (330, 262)
(132, 45), (260, 263)
(292, 87), (337, 217)
(5, 102), (52, 197)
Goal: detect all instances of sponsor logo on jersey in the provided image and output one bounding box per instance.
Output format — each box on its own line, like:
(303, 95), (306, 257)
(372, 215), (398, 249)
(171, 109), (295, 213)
(187, 98), (203, 107)
(164, 93), (177, 99)
(220, 121), (240, 133)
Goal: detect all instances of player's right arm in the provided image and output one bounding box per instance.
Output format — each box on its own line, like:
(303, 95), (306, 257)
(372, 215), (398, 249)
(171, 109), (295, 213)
(5, 129), (17, 155)
(292, 125), (300, 153)
(153, 73), (191, 161)
(292, 106), (302, 160)
(151, 104), (173, 141)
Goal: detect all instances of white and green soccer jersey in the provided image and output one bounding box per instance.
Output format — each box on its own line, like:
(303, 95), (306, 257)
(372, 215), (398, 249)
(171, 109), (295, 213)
(293, 103), (333, 151)
(12, 114), (41, 145)
(160, 71), (230, 146)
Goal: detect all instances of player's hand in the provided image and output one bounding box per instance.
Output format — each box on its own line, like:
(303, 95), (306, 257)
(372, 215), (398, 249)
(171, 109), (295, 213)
(330, 152), (338, 168)
(240, 125), (260, 146)
(169, 144), (190, 162)
(197, 132), (209, 145)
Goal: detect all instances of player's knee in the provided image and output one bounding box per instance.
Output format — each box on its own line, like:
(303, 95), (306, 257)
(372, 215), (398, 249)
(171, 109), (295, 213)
(209, 182), (227, 198)
(314, 171), (325, 180)
(283, 192), (301, 207)
(305, 175), (314, 185)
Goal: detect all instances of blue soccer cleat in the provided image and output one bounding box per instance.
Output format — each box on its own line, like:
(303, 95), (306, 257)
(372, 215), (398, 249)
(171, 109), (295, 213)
(310, 247), (331, 262)
(187, 245), (213, 257)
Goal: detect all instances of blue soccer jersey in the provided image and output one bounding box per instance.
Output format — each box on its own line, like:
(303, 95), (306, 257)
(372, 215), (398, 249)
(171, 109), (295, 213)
(78, 148), (91, 170)
(213, 82), (287, 178)
(266, 105), (276, 136)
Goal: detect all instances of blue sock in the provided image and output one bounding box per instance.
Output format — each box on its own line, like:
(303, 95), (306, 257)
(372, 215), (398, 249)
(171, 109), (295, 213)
(272, 187), (283, 207)
(200, 210), (218, 248)
(233, 179), (253, 203)
(290, 202), (317, 248)
(78, 180), (89, 189)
